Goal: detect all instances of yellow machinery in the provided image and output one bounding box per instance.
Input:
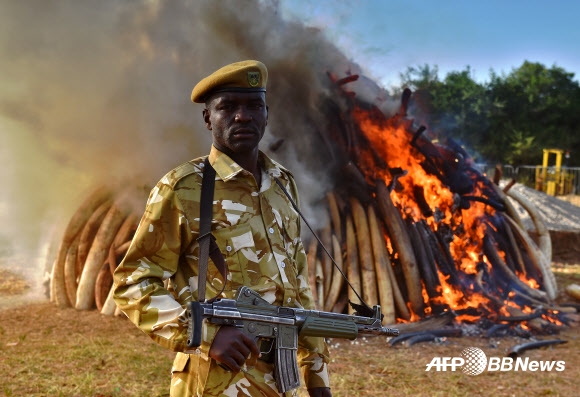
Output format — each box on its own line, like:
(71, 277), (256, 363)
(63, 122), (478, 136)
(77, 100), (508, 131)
(535, 148), (574, 195)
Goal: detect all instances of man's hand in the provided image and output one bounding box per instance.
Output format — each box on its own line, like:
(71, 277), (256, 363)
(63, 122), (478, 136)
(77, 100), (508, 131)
(209, 326), (260, 372)
(308, 387), (332, 397)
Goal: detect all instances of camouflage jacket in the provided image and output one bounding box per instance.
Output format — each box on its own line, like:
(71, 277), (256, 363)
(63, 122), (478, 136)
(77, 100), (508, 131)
(113, 146), (330, 395)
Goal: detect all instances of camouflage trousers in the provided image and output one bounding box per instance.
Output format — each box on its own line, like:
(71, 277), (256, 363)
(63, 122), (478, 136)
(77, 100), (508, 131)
(170, 352), (299, 397)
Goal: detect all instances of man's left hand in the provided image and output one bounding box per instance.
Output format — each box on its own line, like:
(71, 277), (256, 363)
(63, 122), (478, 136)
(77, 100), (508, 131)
(308, 387), (332, 397)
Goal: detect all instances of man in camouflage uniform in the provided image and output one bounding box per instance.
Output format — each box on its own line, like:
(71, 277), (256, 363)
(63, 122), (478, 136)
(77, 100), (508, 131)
(113, 60), (332, 397)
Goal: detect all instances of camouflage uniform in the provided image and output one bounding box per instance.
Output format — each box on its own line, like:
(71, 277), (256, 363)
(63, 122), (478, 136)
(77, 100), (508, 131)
(113, 146), (330, 397)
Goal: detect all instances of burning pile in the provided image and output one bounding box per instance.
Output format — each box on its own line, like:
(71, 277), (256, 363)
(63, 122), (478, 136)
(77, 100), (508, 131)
(49, 75), (577, 336)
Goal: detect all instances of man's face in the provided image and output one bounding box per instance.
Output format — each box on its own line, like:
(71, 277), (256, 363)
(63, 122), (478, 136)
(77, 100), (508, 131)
(203, 91), (268, 156)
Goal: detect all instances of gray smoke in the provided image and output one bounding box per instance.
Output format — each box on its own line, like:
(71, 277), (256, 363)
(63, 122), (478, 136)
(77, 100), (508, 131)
(0, 0), (395, 304)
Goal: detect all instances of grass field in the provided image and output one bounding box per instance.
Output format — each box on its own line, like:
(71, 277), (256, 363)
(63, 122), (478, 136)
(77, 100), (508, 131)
(1, 265), (579, 397)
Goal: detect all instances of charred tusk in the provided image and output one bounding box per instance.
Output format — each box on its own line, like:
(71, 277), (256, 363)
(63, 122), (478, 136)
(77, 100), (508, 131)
(504, 216), (557, 301)
(327, 191), (343, 242)
(376, 179), (424, 317)
(500, 215), (528, 277)
(389, 328), (462, 347)
(324, 234), (345, 312)
(483, 234), (549, 303)
(367, 205), (397, 324)
(507, 339), (567, 358)
(351, 197), (379, 307)
(345, 214), (362, 315)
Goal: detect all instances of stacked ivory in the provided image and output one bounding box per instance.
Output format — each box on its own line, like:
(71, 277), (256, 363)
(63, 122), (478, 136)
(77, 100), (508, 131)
(49, 186), (141, 315)
(48, 86), (559, 329)
(303, 181), (557, 326)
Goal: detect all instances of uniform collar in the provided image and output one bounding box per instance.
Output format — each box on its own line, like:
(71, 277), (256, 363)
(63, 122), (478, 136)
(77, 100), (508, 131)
(208, 145), (288, 182)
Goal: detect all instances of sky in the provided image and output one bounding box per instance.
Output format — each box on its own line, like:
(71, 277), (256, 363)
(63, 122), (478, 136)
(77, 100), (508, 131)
(278, 0), (580, 88)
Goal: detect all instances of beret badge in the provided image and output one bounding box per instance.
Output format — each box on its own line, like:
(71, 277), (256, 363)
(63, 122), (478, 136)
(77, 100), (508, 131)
(247, 71), (260, 87)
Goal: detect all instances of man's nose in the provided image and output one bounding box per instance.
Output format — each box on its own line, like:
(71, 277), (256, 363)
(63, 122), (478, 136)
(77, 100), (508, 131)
(234, 107), (252, 122)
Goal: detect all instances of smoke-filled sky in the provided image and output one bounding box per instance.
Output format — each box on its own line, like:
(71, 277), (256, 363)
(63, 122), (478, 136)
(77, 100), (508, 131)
(280, 0), (580, 87)
(0, 0), (383, 301)
(2, 0), (578, 303)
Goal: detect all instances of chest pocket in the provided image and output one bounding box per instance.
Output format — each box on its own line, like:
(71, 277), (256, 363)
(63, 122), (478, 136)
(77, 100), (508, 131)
(280, 209), (300, 258)
(212, 223), (258, 290)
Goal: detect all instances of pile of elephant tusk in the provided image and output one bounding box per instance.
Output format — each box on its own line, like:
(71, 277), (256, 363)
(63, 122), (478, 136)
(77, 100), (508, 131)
(49, 186), (142, 315)
(48, 81), (578, 339)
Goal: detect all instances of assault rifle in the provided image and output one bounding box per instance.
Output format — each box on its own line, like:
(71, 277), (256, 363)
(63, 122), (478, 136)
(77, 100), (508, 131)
(187, 286), (399, 393)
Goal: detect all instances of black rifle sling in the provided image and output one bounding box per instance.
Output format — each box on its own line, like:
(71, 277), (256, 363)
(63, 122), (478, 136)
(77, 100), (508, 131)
(197, 157), (227, 302)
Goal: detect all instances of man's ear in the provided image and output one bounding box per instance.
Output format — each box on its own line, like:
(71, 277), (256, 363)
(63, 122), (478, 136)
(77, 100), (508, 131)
(202, 108), (212, 130)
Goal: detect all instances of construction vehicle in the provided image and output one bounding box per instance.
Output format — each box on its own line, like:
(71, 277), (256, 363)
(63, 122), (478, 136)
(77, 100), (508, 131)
(535, 148), (574, 195)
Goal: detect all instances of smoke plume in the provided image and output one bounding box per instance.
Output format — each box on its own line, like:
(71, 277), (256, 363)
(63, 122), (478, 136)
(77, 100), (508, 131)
(0, 0), (394, 304)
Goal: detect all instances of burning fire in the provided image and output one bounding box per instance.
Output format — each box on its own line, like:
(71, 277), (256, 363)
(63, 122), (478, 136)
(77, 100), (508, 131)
(352, 105), (494, 316)
(336, 96), (564, 332)
(43, 39), (566, 335)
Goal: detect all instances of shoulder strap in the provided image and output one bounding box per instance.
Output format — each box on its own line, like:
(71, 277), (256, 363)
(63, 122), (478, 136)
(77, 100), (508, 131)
(197, 158), (227, 302)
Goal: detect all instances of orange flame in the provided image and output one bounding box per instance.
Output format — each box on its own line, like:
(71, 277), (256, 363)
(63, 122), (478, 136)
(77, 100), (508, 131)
(349, 104), (553, 325)
(518, 272), (540, 289)
(542, 314), (564, 326)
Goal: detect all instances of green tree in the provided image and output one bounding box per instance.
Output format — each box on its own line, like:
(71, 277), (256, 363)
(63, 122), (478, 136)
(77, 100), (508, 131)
(431, 68), (490, 158)
(399, 63), (440, 92)
(505, 130), (535, 164)
(487, 61), (580, 165)
(397, 61), (580, 166)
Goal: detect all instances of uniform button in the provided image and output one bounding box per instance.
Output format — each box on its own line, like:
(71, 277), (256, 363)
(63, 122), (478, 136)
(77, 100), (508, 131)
(268, 227), (274, 234)
(287, 297), (291, 303)
(226, 245), (232, 252)
(280, 263), (286, 268)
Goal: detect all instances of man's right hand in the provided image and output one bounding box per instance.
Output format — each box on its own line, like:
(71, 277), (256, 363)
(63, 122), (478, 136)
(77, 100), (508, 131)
(208, 326), (261, 372)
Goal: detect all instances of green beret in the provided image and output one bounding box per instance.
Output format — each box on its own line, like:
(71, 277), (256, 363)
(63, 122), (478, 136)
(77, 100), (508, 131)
(191, 60), (268, 103)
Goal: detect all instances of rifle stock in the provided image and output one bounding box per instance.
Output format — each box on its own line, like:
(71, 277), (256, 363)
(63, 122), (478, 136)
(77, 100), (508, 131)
(187, 286), (399, 392)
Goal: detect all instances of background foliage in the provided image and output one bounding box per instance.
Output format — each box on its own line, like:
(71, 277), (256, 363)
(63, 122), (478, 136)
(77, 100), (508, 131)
(396, 61), (580, 167)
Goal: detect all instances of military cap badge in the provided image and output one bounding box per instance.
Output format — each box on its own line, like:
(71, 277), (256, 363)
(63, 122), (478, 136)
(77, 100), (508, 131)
(247, 71), (261, 87)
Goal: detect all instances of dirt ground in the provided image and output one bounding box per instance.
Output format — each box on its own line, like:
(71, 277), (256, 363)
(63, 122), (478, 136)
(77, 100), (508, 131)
(0, 265), (579, 397)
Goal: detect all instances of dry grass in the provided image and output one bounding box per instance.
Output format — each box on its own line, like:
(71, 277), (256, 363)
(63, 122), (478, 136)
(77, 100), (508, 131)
(323, 330), (579, 397)
(0, 269), (30, 296)
(1, 266), (579, 397)
(0, 302), (174, 397)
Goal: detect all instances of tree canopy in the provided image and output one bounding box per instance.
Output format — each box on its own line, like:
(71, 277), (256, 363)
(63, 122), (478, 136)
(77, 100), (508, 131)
(397, 61), (580, 167)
